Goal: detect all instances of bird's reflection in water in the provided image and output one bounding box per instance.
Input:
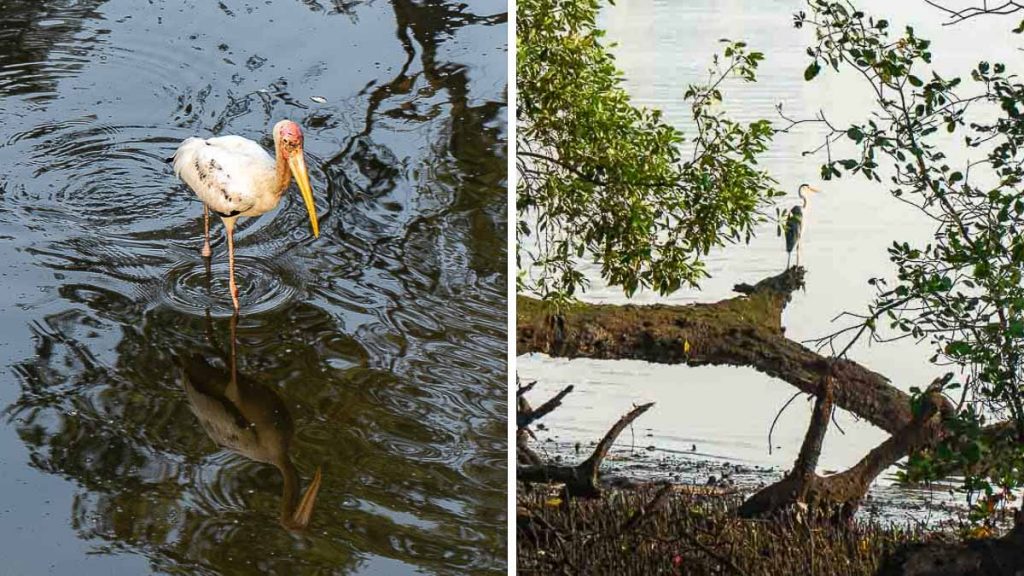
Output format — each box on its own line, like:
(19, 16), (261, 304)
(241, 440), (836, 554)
(180, 313), (323, 530)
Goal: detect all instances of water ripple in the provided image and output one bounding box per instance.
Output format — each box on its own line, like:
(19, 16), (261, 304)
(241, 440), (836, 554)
(0, 0), (508, 573)
(161, 257), (302, 317)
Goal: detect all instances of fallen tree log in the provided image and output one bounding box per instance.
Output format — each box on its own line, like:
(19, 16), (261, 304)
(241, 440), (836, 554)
(518, 267), (925, 435)
(517, 267), (960, 516)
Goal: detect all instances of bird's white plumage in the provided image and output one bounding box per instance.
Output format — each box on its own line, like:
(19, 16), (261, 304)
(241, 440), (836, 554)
(173, 135), (279, 217)
(172, 121), (315, 311)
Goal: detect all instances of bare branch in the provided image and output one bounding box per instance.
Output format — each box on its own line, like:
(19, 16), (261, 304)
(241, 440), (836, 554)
(518, 384), (574, 429)
(924, 0), (1024, 25)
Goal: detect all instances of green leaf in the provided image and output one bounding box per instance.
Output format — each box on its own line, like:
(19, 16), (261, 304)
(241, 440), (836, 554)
(945, 341), (972, 357)
(804, 61), (821, 81)
(1009, 321), (1024, 338)
(516, 0), (780, 302)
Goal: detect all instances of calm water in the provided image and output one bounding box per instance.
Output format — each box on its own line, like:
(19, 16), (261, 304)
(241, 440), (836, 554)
(519, 0), (1018, 504)
(0, 1), (507, 574)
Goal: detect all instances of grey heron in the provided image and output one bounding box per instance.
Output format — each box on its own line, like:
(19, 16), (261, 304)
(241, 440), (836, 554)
(785, 184), (821, 268)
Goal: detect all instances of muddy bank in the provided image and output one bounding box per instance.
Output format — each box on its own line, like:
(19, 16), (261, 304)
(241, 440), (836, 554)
(528, 436), (966, 526)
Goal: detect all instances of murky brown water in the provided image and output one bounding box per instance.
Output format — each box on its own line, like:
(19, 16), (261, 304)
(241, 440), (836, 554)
(0, 0), (507, 573)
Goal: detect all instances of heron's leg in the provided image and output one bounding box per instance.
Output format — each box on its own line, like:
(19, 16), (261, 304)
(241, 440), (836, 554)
(202, 205), (212, 258)
(225, 219), (240, 311)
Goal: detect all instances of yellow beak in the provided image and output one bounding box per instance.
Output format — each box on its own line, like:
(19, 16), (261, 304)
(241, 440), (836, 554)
(290, 466), (323, 530)
(288, 152), (319, 238)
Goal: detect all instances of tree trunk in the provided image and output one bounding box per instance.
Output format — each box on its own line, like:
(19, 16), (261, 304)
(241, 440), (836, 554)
(739, 373), (947, 521)
(518, 268), (925, 436)
(516, 268), (966, 514)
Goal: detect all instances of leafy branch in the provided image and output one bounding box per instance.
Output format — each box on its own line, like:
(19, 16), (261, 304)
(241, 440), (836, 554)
(790, 0), (1024, 520)
(516, 0), (782, 305)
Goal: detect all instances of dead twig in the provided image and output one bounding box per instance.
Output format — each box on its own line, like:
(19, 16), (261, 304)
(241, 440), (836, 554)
(518, 384), (574, 429)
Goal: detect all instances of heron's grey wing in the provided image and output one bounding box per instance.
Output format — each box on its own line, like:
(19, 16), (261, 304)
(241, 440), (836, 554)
(784, 210), (802, 252)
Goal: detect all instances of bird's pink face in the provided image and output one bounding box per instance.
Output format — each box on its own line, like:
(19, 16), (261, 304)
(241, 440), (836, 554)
(273, 120), (318, 238)
(275, 120), (304, 152)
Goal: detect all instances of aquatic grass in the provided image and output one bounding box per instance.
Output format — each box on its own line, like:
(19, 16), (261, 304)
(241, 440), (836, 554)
(518, 486), (944, 575)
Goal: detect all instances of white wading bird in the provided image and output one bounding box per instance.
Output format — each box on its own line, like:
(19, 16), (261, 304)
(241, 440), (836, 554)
(173, 120), (319, 310)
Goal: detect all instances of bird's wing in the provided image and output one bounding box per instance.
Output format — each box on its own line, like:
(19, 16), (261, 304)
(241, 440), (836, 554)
(204, 135), (271, 158)
(173, 136), (271, 215)
(784, 208), (802, 252)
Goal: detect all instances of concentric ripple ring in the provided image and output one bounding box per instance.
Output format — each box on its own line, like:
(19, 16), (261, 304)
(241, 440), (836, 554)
(162, 257), (300, 317)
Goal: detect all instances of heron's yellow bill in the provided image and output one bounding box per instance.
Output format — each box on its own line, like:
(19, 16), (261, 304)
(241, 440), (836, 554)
(288, 153), (319, 238)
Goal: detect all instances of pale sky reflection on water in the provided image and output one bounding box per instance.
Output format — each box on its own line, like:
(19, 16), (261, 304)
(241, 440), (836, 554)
(519, 0), (1019, 494)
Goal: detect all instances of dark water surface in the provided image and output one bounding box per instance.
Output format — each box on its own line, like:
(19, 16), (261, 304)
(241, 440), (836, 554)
(0, 1), (507, 573)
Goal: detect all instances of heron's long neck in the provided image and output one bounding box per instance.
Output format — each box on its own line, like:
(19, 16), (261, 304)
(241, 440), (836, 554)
(273, 142), (291, 196)
(800, 190), (809, 209)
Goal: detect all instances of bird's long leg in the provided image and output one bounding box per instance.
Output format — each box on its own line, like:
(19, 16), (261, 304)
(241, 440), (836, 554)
(202, 205), (212, 258)
(228, 309), (239, 396)
(787, 251), (792, 269)
(224, 218), (240, 311)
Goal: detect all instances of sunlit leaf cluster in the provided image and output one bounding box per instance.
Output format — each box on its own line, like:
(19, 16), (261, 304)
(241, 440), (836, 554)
(516, 0), (782, 304)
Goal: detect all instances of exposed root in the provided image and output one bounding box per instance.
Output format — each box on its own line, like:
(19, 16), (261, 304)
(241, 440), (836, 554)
(879, 521), (1024, 576)
(740, 374), (949, 522)
(518, 401), (655, 498)
(518, 485), (929, 576)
